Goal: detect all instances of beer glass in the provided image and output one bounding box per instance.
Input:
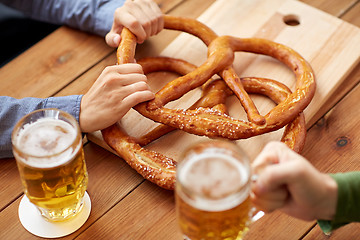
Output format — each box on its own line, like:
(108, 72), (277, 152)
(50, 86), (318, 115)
(12, 109), (88, 222)
(176, 140), (262, 240)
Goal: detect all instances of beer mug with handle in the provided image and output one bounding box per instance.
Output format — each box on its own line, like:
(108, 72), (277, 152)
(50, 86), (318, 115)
(175, 139), (263, 240)
(12, 109), (88, 222)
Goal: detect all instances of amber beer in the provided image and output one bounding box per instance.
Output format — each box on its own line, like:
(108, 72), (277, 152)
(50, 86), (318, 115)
(176, 140), (252, 240)
(12, 109), (88, 222)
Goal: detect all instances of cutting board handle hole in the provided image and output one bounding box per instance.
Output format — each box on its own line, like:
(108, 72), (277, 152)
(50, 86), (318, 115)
(283, 14), (300, 26)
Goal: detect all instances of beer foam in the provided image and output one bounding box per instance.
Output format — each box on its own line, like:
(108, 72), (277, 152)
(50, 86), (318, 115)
(178, 151), (250, 211)
(15, 118), (78, 168)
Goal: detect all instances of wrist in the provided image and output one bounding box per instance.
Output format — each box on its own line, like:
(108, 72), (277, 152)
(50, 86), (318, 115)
(318, 173), (338, 220)
(79, 97), (91, 133)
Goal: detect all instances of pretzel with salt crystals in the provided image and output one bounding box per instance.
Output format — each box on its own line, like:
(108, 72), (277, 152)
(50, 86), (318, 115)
(101, 15), (315, 190)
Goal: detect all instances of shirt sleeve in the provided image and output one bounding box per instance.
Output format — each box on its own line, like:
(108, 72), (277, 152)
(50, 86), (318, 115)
(0, 95), (82, 158)
(317, 172), (360, 234)
(0, 0), (126, 36)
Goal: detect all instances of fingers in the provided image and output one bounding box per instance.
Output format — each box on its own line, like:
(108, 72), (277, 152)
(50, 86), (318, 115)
(250, 142), (299, 210)
(79, 63), (154, 132)
(100, 64), (146, 86)
(100, 64), (154, 97)
(105, 32), (121, 48)
(121, 5), (148, 43)
(128, 0), (164, 38)
(252, 141), (300, 174)
(250, 141), (338, 221)
(107, 81), (154, 118)
(250, 185), (289, 213)
(122, 87), (155, 109)
(147, 0), (164, 34)
(115, 80), (153, 97)
(106, 0), (164, 47)
(104, 63), (143, 73)
(252, 141), (309, 194)
(106, 9), (145, 47)
(250, 141), (314, 215)
(250, 161), (296, 214)
(253, 162), (300, 195)
(127, 1), (152, 40)
(252, 141), (284, 176)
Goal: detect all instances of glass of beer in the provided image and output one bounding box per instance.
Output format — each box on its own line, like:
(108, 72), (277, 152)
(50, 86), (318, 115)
(176, 140), (261, 240)
(12, 109), (88, 222)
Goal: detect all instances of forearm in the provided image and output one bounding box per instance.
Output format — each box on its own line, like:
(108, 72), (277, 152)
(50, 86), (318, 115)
(0, 0), (125, 36)
(0, 95), (82, 158)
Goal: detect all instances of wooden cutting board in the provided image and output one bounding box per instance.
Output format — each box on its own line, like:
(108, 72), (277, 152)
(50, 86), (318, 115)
(88, 0), (360, 160)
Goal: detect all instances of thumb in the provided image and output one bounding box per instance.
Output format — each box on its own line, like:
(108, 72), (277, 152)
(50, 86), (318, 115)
(105, 32), (121, 48)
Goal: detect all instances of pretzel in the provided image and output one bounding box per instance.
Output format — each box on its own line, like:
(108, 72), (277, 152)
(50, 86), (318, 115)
(102, 58), (232, 190)
(101, 15), (315, 189)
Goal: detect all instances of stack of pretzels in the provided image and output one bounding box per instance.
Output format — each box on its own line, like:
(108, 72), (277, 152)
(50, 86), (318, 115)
(101, 15), (316, 190)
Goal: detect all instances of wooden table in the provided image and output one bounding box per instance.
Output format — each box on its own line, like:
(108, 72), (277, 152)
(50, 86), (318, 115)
(1, 0), (359, 239)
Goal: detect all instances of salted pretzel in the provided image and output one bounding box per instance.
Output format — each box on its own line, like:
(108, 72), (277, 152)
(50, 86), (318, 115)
(101, 15), (315, 190)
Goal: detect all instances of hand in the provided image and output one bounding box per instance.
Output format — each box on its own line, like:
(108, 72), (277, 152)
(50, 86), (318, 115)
(79, 64), (155, 132)
(251, 141), (338, 221)
(106, 0), (164, 47)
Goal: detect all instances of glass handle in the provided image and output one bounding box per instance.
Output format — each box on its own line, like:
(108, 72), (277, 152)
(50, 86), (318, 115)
(250, 173), (265, 222)
(251, 208), (264, 222)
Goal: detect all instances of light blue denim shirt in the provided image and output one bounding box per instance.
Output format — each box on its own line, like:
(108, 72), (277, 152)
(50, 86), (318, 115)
(0, 95), (82, 158)
(0, 0), (126, 36)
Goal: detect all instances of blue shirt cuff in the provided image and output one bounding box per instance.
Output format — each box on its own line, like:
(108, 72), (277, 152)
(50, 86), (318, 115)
(44, 95), (82, 123)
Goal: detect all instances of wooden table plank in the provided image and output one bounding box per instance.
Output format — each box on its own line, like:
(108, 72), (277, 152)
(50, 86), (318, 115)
(0, 158), (22, 211)
(154, 0), (183, 13)
(342, 1), (360, 26)
(300, 84), (360, 239)
(0, 0), (187, 99)
(76, 181), (179, 240)
(245, 212), (314, 240)
(304, 84), (360, 181)
(304, 222), (360, 239)
(0, 28), (111, 98)
(306, 0), (360, 127)
(301, 0), (358, 16)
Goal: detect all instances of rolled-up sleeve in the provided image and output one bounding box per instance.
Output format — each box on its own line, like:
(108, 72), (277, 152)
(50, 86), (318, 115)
(0, 95), (82, 158)
(0, 0), (126, 36)
(317, 172), (360, 234)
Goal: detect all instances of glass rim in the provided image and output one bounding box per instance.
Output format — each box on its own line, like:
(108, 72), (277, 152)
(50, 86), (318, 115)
(176, 139), (251, 200)
(11, 108), (81, 161)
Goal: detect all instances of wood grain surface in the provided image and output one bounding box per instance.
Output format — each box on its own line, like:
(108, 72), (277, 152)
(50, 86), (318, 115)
(0, 0), (359, 239)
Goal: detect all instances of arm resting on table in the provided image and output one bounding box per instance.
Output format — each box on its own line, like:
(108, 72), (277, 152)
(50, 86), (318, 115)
(0, 95), (82, 158)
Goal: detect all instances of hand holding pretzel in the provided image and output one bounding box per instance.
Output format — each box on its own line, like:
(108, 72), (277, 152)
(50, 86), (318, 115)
(80, 64), (154, 133)
(102, 15), (315, 190)
(106, 0), (164, 47)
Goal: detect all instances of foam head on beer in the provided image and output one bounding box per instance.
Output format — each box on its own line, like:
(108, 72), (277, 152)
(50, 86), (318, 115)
(14, 118), (78, 167)
(178, 146), (250, 212)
